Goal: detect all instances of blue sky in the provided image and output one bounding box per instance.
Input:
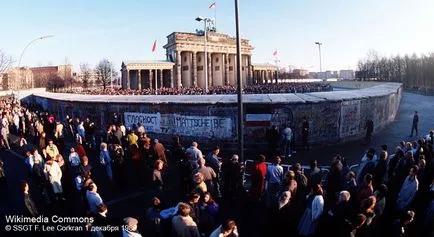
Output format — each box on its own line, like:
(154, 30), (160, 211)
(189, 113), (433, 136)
(1, 0), (433, 73)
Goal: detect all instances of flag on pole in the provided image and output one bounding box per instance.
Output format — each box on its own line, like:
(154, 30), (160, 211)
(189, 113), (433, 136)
(273, 50), (277, 56)
(209, 2), (216, 8)
(152, 40), (157, 53)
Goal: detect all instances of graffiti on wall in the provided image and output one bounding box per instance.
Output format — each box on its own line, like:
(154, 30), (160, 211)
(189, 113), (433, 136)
(340, 100), (361, 138)
(124, 112), (232, 139)
(124, 112), (161, 132)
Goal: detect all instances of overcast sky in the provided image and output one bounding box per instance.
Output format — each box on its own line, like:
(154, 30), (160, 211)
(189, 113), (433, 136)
(1, 0), (433, 72)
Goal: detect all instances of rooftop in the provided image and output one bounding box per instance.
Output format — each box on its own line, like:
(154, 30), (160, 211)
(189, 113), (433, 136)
(122, 60), (174, 65)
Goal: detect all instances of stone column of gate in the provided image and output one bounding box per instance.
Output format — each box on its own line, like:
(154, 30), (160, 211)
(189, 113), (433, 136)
(247, 55), (252, 86)
(170, 68), (174, 88)
(149, 69), (153, 90)
(224, 53), (229, 85)
(265, 70), (268, 84)
(176, 50), (182, 88)
(266, 70), (270, 83)
(158, 69), (163, 88)
(207, 52), (212, 88)
(192, 52), (198, 87)
(253, 70), (257, 85)
(275, 71), (278, 83)
(267, 71), (270, 84)
(138, 70), (141, 90)
(126, 69), (130, 89)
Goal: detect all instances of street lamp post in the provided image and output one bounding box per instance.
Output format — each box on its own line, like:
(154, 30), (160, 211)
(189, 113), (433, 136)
(234, 0), (244, 163)
(314, 41), (324, 81)
(17, 35), (54, 98)
(196, 16), (212, 93)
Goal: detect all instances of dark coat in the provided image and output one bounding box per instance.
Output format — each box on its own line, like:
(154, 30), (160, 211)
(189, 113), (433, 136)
(23, 193), (39, 217)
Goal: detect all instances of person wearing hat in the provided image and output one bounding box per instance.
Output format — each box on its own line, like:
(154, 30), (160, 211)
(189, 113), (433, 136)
(122, 217), (142, 237)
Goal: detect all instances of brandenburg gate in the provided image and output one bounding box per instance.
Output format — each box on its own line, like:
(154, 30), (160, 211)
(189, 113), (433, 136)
(121, 31), (278, 89)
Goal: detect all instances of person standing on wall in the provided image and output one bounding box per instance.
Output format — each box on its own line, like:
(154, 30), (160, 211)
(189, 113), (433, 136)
(266, 125), (280, 159)
(410, 111), (419, 137)
(281, 123), (292, 159)
(364, 119), (374, 144)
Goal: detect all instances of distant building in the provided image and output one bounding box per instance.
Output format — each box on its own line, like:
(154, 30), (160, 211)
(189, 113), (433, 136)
(317, 72), (326, 79)
(2, 67), (34, 90)
(292, 69), (309, 77)
(325, 71), (337, 78)
(308, 72), (318, 78)
(30, 65), (73, 87)
(74, 69), (99, 86)
(339, 70), (355, 80)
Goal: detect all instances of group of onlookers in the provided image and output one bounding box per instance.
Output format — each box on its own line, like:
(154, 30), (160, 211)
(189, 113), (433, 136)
(248, 134), (433, 236)
(50, 82), (332, 96)
(1, 96), (433, 237)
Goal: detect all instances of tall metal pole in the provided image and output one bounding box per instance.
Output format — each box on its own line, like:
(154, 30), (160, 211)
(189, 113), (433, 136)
(204, 20), (208, 93)
(17, 35), (53, 98)
(315, 42), (323, 80)
(318, 44), (322, 73)
(235, 0), (244, 163)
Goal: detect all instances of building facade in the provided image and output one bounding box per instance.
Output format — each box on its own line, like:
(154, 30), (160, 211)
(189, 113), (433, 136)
(121, 32), (277, 89)
(31, 65), (73, 87)
(339, 70), (355, 80)
(2, 67), (34, 90)
(292, 69), (309, 77)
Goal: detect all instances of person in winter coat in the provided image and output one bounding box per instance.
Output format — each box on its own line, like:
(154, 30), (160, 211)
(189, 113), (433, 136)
(298, 184), (324, 236)
(99, 143), (113, 181)
(44, 157), (65, 201)
(396, 165), (419, 211)
(152, 139), (167, 164)
(198, 192), (219, 236)
(250, 155), (267, 202)
(172, 202), (200, 237)
(210, 219), (239, 237)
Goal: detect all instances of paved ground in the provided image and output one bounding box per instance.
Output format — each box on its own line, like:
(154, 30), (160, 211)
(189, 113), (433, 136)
(290, 92), (434, 166)
(0, 91), (433, 236)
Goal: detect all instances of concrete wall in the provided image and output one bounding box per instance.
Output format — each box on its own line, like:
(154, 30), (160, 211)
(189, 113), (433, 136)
(22, 83), (402, 147)
(329, 81), (383, 89)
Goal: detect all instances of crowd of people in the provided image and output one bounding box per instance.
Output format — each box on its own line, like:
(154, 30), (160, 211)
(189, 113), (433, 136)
(0, 97), (433, 237)
(48, 83), (332, 96)
(0, 99), (244, 237)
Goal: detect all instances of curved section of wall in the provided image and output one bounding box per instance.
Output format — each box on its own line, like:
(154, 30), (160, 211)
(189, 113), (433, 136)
(23, 83), (402, 146)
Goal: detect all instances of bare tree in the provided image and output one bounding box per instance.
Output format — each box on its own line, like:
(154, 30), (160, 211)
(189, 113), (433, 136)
(80, 63), (92, 88)
(95, 59), (116, 89)
(0, 50), (14, 74)
(357, 51), (434, 92)
(47, 75), (65, 91)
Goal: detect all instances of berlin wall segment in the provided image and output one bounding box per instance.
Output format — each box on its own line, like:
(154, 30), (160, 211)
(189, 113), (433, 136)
(25, 83), (402, 147)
